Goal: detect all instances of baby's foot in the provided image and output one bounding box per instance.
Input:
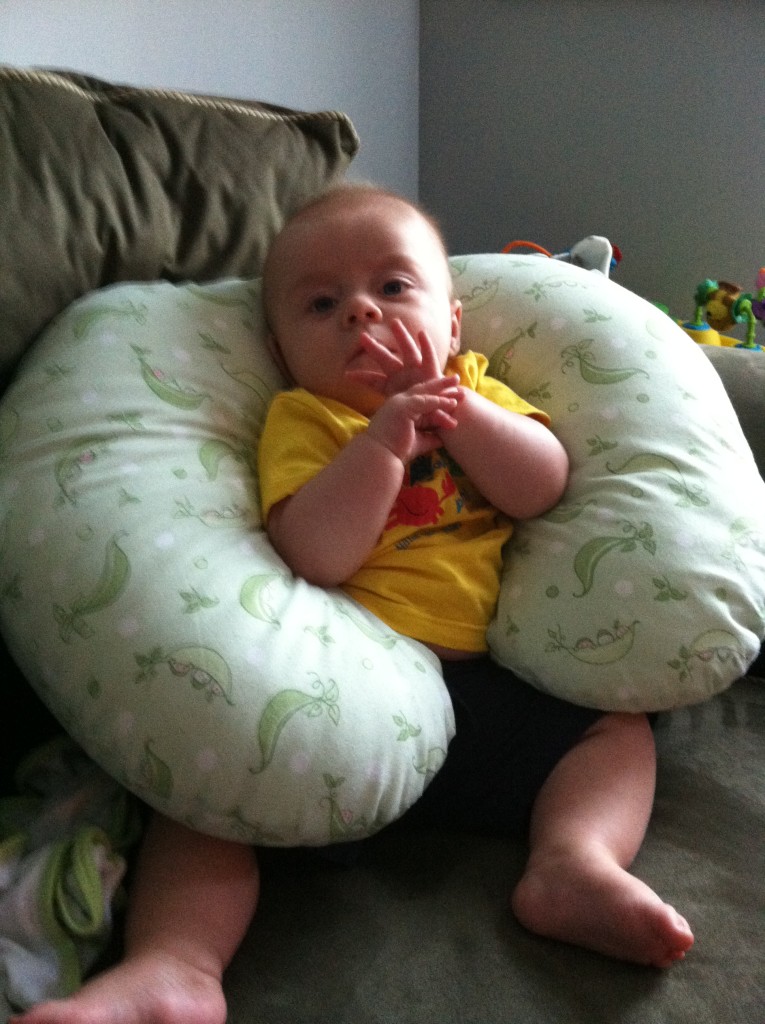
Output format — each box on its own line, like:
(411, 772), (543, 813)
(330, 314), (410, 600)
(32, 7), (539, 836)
(9, 950), (227, 1024)
(511, 848), (694, 968)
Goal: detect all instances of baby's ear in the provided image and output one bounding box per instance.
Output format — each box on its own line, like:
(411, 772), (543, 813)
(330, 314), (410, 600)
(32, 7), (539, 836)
(449, 300), (462, 354)
(266, 332), (293, 384)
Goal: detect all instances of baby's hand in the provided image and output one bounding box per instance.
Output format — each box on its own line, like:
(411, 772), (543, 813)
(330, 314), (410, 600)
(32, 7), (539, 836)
(366, 375), (463, 463)
(347, 320), (446, 396)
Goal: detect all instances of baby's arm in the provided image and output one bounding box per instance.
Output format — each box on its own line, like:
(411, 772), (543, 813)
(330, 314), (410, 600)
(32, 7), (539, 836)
(267, 378), (462, 586)
(441, 390), (569, 520)
(356, 323), (569, 520)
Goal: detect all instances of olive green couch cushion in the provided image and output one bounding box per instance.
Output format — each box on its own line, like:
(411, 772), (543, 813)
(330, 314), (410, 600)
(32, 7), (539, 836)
(0, 64), (359, 391)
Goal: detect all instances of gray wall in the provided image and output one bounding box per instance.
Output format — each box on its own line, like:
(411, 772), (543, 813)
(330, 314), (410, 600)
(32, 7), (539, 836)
(420, 0), (765, 321)
(0, 0), (420, 197)
(4, 0), (763, 322)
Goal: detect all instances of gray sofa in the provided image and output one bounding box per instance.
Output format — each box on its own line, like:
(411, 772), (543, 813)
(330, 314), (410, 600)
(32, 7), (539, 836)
(2, 67), (763, 1023)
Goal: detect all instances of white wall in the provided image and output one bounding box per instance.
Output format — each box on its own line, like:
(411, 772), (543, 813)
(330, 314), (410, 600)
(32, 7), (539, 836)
(0, 0), (419, 197)
(420, 0), (765, 321)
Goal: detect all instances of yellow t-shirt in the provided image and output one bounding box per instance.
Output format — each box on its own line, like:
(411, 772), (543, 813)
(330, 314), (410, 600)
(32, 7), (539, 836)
(258, 351), (549, 652)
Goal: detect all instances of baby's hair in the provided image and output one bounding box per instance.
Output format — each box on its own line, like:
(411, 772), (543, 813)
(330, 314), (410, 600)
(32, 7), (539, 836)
(281, 180), (450, 259)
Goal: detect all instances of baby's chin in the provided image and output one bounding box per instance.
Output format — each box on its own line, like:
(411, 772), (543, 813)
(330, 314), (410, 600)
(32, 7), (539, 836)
(337, 375), (388, 416)
(317, 381), (386, 417)
(350, 387), (386, 417)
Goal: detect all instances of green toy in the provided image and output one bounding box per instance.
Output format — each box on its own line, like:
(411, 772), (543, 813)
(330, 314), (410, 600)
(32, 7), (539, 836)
(673, 270), (765, 350)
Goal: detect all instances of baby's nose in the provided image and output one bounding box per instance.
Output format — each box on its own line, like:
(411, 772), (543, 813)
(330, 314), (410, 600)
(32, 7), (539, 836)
(344, 293), (382, 325)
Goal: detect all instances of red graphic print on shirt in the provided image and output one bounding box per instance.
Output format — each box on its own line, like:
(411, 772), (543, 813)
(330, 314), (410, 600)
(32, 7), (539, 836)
(386, 473), (457, 530)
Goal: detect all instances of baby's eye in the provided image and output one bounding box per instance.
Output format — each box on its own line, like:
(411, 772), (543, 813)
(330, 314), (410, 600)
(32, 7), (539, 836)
(382, 279), (406, 297)
(310, 295), (336, 314)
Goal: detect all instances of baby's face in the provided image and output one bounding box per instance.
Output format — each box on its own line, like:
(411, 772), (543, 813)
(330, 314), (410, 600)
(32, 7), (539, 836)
(265, 195), (461, 415)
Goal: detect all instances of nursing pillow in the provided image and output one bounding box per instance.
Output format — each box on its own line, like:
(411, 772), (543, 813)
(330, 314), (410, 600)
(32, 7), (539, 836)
(2, 254), (764, 849)
(452, 254), (765, 711)
(0, 279), (454, 845)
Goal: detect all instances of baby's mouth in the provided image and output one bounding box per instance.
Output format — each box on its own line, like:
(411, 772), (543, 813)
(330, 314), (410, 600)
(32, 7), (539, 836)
(346, 351), (374, 374)
(347, 341), (380, 370)
(349, 332), (397, 364)
(345, 347), (388, 396)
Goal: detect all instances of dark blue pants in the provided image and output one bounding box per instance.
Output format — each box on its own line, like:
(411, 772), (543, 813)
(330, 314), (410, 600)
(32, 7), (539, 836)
(393, 657), (603, 838)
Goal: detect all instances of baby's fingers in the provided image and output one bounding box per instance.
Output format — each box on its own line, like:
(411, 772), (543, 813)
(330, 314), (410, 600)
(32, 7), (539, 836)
(407, 390), (460, 422)
(393, 320), (444, 377)
(422, 407), (459, 431)
(412, 374), (463, 400)
(390, 320), (424, 367)
(358, 333), (404, 373)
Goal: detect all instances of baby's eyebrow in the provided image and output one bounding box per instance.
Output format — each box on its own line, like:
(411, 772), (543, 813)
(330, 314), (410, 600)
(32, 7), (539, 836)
(291, 274), (335, 296)
(382, 255), (421, 273)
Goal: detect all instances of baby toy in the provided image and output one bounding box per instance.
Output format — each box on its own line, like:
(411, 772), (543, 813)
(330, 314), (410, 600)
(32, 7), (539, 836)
(502, 236), (622, 278)
(675, 270), (765, 350)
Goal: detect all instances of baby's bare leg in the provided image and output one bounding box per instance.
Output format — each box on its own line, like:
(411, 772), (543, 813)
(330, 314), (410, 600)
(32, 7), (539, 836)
(11, 812), (259, 1024)
(512, 711), (694, 968)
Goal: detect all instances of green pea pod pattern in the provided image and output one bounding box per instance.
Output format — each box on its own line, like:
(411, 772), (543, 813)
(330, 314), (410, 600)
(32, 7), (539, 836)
(240, 573), (292, 629)
(250, 677), (340, 774)
(185, 283), (258, 311)
(198, 438), (247, 481)
(572, 522), (656, 597)
(546, 621), (639, 665)
(607, 452), (710, 507)
(71, 299), (148, 340)
(139, 740), (174, 801)
(413, 746), (448, 777)
(332, 599), (399, 647)
(668, 629), (743, 684)
(543, 500), (596, 524)
(166, 646), (235, 705)
(53, 534), (131, 642)
(54, 434), (114, 506)
(458, 277), (500, 312)
(485, 324), (537, 383)
(321, 774), (377, 842)
(133, 345), (209, 409)
(220, 366), (273, 405)
(220, 367), (274, 434)
(561, 340), (649, 385)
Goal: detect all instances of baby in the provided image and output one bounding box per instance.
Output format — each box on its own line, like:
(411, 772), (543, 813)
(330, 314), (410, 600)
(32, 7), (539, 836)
(14, 184), (693, 1024)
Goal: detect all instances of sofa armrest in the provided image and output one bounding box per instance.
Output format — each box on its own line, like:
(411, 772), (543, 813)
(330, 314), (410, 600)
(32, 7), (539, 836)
(703, 346), (765, 478)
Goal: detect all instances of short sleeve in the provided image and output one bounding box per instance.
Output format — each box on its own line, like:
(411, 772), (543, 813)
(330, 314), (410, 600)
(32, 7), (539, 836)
(258, 390), (367, 521)
(450, 351), (551, 425)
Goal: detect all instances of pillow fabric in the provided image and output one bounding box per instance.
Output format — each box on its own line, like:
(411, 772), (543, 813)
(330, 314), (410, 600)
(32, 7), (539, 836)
(0, 279), (453, 846)
(450, 254), (765, 711)
(0, 65), (359, 390)
(3, 256), (764, 847)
